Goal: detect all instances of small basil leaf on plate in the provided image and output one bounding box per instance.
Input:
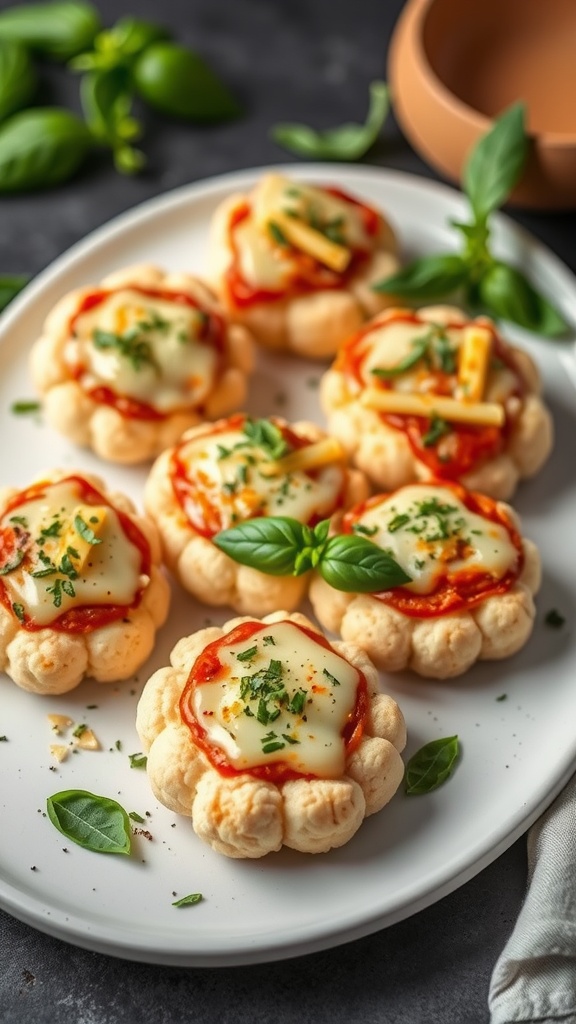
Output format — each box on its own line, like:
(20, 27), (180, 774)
(463, 101), (528, 223)
(372, 253), (470, 299)
(46, 789), (132, 854)
(172, 893), (203, 908)
(271, 80), (389, 161)
(477, 260), (568, 337)
(320, 535), (411, 593)
(405, 736), (460, 795)
(214, 517), (306, 576)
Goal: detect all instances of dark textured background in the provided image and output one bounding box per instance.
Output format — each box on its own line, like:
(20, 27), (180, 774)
(0, 1), (574, 1021)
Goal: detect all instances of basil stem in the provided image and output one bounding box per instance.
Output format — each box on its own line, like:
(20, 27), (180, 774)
(271, 80), (389, 161)
(405, 736), (460, 795)
(46, 789), (132, 854)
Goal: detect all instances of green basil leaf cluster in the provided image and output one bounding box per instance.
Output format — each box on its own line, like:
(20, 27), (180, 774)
(0, 40), (36, 122)
(405, 736), (460, 795)
(0, 275), (29, 313)
(271, 80), (389, 161)
(373, 103), (568, 338)
(133, 43), (241, 122)
(46, 789), (132, 854)
(0, 1), (101, 61)
(213, 515), (412, 593)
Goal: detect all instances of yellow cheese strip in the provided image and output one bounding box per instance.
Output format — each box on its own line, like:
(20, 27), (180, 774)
(47, 714), (73, 735)
(457, 326), (492, 402)
(49, 744), (69, 763)
(272, 212), (351, 273)
(361, 388), (505, 427)
(60, 505), (107, 572)
(260, 437), (345, 477)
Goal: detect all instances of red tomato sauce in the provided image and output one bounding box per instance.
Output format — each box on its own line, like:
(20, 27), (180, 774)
(179, 619), (368, 782)
(68, 285), (226, 421)
(342, 481), (524, 618)
(0, 475), (151, 634)
(170, 413), (346, 538)
(335, 311), (525, 479)
(223, 185), (381, 309)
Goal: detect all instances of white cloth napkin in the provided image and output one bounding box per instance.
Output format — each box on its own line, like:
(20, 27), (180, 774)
(489, 771), (576, 1023)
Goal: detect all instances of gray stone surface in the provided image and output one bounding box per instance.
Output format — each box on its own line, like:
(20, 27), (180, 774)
(0, 0), (574, 1021)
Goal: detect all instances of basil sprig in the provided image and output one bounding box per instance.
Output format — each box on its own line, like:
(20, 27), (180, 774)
(46, 789), (132, 854)
(271, 80), (389, 161)
(213, 515), (411, 593)
(405, 736), (460, 795)
(373, 103), (568, 338)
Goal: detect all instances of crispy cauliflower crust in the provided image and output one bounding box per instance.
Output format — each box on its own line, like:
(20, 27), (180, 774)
(320, 305), (554, 499)
(136, 611), (406, 858)
(144, 418), (370, 616)
(309, 507), (541, 680)
(0, 470), (170, 694)
(29, 264), (254, 464)
(208, 192), (401, 359)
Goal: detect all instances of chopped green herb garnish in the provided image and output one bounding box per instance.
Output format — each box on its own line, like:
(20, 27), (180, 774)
(12, 602), (25, 622)
(372, 338), (428, 379)
(129, 752), (147, 769)
(172, 893), (203, 908)
(9, 515), (28, 527)
(72, 723), (87, 738)
(10, 400), (41, 415)
(268, 220), (289, 247)
(322, 668), (340, 687)
(216, 444), (231, 459)
(496, 694), (507, 702)
(287, 690), (307, 715)
(545, 609), (565, 628)
(115, 740), (122, 751)
(236, 645), (258, 663)
(422, 414), (451, 448)
(351, 523), (378, 537)
(128, 811), (145, 823)
(262, 635), (276, 645)
(388, 513), (410, 533)
(39, 519), (62, 539)
(242, 418), (289, 461)
(74, 515), (103, 546)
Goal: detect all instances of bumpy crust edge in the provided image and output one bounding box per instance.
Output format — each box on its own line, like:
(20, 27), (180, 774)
(207, 192), (402, 359)
(320, 305), (554, 500)
(29, 264), (255, 465)
(136, 610), (406, 858)
(0, 469), (170, 694)
(143, 418), (370, 616)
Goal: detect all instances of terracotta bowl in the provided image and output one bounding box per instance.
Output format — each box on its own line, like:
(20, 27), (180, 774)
(388, 0), (576, 209)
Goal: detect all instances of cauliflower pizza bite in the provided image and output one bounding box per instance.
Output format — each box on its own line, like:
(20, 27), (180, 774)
(144, 413), (369, 615)
(310, 481), (541, 679)
(320, 304), (553, 499)
(0, 471), (170, 694)
(29, 264), (254, 464)
(136, 611), (406, 858)
(207, 172), (401, 358)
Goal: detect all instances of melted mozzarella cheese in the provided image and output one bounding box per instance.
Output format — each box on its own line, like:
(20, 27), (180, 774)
(67, 289), (218, 413)
(353, 484), (518, 595)
(192, 621), (361, 777)
(1, 481), (143, 625)
(178, 427), (345, 529)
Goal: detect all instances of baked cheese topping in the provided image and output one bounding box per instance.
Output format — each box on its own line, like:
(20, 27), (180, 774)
(67, 288), (218, 413)
(191, 621), (361, 777)
(0, 480), (144, 626)
(174, 419), (345, 534)
(234, 174), (377, 288)
(350, 484), (519, 596)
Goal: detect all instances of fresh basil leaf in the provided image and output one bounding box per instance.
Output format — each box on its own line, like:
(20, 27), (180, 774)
(0, 40), (36, 122)
(172, 892), (203, 907)
(0, 275), (29, 313)
(80, 68), (145, 174)
(0, 1), (101, 62)
(0, 108), (92, 192)
(372, 254), (470, 299)
(463, 102), (528, 222)
(214, 517), (306, 576)
(320, 535), (411, 593)
(271, 80), (389, 161)
(478, 260), (568, 337)
(405, 736), (460, 795)
(133, 42), (241, 122)
(46, 789), (131, 854)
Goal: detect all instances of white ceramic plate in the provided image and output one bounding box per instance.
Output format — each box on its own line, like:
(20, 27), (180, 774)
(0, 166), (575, 968)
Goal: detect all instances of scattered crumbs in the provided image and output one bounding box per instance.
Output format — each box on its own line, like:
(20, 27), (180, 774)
(130, 689), (137, 697)
(496, 694), (507, 702)
(62, 848), (68, 853)
(21, 970), (36, 986)
(115, 740), (122, 751)
(306, 376), (320, 389)
(30, 866), (37, 871)
(0, 735), (7, 741)
(170, 823), (176, 828)
(86, 704), (98, 710)
(274, 390), (287, 407)
(145, 811), (151, 818)
(48, 765), (57, 772)
(172, 891), (177, 897)
(133, 829), (153, 841)
(545, 608), (566, 628)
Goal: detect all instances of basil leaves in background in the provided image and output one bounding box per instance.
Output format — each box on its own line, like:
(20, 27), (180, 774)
(213, 515), (411, 593)
(0, 3), (241, 190)
(46, 789), (132, 854)
(405, 736), (460, 795)
(271, 80), (389, 161)
(374, 103), (568, 338)
(0, 275), (29, 313)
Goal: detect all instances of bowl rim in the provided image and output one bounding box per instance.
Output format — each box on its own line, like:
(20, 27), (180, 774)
(405, 0), (576, 149)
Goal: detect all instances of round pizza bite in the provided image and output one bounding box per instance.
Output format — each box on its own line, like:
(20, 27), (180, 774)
(136, 611), (406, 858)
(320, 304), (553, 499)
(0, 470), (170, 694)
(208, 172), (401, 358)
(29, 264), (254, 464)
(144, 413), (369, 615)
(309, 481), (541, 679)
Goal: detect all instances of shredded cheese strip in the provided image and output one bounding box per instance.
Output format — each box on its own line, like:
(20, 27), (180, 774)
(457, 326), (492, 402)
(260, 437), (345, 477)
(361, 388), (505, 427)
(272, 212), (351, 273)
